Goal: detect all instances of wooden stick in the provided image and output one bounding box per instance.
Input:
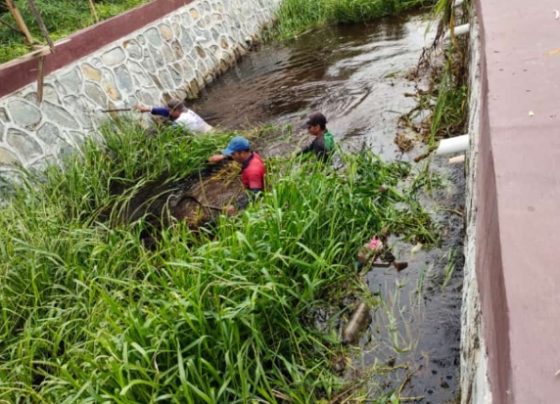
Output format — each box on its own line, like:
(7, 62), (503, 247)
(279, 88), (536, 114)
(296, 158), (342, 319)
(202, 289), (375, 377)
(179, 194), (223, 211)
(100, 108), (133, 113)
(87, 0), (99, 23)
(36, 54), (44, 102)
(27, 0), (54, 51)
(5, 0), (33, 45)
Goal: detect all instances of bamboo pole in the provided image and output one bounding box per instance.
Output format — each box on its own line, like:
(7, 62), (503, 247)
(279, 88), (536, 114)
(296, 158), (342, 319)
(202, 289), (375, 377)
(5, 0), (33, 45)
(36, 54), (44, 102)
(27, 0), (54, 51)
(87, 0), (99, 23)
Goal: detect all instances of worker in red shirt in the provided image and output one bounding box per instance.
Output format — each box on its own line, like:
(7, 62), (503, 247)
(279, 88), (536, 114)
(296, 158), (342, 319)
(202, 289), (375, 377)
(208, 136), (265, 213)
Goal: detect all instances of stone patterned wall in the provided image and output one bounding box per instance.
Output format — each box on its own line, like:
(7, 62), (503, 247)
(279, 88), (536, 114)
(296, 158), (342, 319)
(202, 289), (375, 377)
(460, 8), (492, 404)
(0, 0), (280, 175)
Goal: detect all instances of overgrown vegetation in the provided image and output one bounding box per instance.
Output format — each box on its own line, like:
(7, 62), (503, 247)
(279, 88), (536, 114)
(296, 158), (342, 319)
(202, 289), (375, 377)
(0, 0), (148, 63)
(427, 0), (469, 144)
(0, 122), (437, 402)
(271, 0), (436, 40)
(428, 54), (468, 144)
(397, 0), (470, 152)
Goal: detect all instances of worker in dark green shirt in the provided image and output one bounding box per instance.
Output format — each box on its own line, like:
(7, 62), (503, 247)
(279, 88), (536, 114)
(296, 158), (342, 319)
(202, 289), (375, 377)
(299, 112), (335, 161)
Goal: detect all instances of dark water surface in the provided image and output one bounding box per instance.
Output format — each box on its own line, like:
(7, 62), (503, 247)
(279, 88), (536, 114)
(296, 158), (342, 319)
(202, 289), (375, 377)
(191, 13), (433, 159)
(192, 12), (463, 403)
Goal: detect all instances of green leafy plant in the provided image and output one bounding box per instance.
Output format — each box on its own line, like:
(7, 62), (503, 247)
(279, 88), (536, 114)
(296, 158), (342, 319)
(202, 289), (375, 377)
(0, 121), (438, 402)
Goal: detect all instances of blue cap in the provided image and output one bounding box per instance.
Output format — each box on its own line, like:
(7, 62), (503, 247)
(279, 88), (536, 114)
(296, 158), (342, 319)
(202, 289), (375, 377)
(223, 136), (250, 156)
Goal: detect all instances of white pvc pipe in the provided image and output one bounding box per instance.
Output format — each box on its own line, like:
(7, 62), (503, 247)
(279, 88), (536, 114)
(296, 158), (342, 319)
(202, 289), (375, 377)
(444, 24), (470, 40)
(436, 134), (469, 156)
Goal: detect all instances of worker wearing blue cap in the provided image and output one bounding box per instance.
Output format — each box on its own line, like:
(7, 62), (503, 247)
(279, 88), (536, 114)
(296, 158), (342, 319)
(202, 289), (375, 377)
(209, 136), (266, 213)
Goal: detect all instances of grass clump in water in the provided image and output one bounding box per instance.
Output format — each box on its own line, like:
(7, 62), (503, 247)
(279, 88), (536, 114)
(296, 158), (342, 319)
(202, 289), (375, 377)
(0, 122), (437, 402)
(0, 0), (148, 63)
(428, 0), (470, 144)
(272, 0), (436, 40)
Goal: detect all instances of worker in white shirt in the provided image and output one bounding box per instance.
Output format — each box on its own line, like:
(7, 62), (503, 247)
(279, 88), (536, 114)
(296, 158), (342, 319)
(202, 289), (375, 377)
(135, 99), (213, 134)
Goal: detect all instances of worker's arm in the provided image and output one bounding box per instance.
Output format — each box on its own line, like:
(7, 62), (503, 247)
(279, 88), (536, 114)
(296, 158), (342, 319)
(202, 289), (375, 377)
(208, 154), (228, 164)
(297, 141), (315, 156)
(150, 107), (170, 117)
(298, 145), (310, 155)
(134, 104), (170, 117)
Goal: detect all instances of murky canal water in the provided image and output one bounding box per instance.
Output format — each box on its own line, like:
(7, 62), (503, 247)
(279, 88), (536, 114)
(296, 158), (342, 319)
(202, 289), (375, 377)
(192, 12), (464, 403)
(191, 13), (431, 160)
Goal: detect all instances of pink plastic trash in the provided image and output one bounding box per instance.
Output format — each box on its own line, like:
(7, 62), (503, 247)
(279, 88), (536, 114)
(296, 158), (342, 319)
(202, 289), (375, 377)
(367, 236), (384, 252)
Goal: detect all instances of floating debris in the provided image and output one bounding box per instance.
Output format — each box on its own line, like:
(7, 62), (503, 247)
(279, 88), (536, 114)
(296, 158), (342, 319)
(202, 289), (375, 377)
(395, 132), (415, 152)
(411, 243), (423, 254)
(342, 301), (371, 345)
(357, 236), (384, 266)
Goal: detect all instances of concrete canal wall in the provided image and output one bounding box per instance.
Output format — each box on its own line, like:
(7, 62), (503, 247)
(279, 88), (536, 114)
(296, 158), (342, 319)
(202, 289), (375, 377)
(0, 0), (280, 174)
(460, 6), (492, 404)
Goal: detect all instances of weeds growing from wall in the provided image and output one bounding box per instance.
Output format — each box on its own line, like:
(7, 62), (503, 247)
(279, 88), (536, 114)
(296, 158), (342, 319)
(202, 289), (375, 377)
(428, 47), (468, 144)
(399, 0), (469, 151)
(428, 0), (470, 144)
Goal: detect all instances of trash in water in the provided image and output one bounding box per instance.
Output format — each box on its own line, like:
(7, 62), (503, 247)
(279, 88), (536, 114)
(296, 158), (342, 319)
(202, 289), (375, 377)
(393, 261), (408, 272)
(342, 301), (371, 345)
(357, 236), (384, 265)
(411, 243), (423, 254)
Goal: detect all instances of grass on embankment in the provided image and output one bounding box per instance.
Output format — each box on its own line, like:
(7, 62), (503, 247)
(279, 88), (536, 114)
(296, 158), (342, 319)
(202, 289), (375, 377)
(271, 0), (436, 40)
(0, 122), (437, 402)
(0, 0), (148, 63)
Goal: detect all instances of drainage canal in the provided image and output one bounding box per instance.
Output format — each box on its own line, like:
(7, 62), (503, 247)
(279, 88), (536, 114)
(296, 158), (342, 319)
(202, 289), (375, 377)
(191, 11), (464, 402)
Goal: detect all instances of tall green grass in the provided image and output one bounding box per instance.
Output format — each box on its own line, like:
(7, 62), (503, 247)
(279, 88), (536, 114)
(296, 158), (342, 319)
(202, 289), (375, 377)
(272, 0), (435, 40)
(428, 57), (468, 144)
(428, 0), (470, 144)
(0, 122), (436, 402)
(0, 0), (148, 63)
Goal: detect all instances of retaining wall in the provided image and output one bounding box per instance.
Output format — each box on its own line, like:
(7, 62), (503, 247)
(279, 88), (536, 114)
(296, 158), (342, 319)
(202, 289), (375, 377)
(462, 0), (560, 402)
(460, 6), (492, 404)
(0, 0), (280, 175)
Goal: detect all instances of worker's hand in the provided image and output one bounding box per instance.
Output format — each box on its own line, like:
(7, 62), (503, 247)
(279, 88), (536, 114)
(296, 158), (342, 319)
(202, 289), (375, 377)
(208, 154), (226, 164)
(224, 205), (236, 216)
(134, 103), (151, 113)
